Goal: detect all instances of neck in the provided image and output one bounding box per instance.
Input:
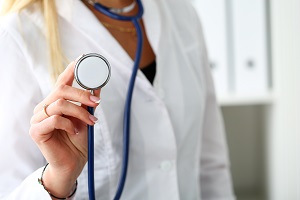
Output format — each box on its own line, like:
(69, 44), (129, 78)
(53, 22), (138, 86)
(83, 0), (138, 24)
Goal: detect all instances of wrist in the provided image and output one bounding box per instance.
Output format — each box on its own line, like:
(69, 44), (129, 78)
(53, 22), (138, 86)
(40, 164), (78, 199)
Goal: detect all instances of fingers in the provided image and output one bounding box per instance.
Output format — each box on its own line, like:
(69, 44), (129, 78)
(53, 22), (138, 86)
(34, 84), (101, 115)
(56, 86), (101, 106)
(34, 87), (101, 115)
(31, 99), (98, 125)
(31, 55), (102, 141)
(30, 115), (77, 143)
(52, 85), (100, 108)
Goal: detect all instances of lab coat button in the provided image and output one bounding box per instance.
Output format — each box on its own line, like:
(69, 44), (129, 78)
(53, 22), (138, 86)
(160, 161), (172, 171)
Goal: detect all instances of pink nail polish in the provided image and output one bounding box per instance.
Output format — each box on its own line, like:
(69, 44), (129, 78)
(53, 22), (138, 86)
(89, 115), (98, 123)
(90, 96), (101, 103)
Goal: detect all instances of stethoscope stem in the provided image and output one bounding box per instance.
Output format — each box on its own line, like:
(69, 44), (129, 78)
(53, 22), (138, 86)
(87, 1), (144, 199)
(88, 90), (96, 200)
(87, 105), (95, 200)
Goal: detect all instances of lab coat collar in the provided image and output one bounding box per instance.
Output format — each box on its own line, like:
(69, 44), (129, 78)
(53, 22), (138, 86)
(55, 0), (162, 68)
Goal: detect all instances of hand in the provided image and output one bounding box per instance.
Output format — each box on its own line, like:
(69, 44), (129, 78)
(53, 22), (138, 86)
(29, 58), (101, 197)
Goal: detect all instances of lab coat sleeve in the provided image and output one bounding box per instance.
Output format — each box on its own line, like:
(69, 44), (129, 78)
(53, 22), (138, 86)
(0, 27), (57, 199)
(190, 6), (236, 200)
(199, 66), (236, 200)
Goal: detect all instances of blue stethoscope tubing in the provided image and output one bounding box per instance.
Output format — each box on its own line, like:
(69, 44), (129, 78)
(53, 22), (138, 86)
(87, 1), (144, 200)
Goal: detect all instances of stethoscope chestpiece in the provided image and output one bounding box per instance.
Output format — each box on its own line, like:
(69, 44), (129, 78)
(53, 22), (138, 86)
(74, 53), (111, 90)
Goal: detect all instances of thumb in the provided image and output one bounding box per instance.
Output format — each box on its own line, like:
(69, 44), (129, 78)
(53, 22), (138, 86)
(56, 55), (84, 87)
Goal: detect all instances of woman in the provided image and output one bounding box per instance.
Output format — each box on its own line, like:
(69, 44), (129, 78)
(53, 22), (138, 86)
(0, 0), (235, 199)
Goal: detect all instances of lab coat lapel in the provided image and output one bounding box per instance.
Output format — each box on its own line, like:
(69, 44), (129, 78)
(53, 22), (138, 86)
(142, 0), (162, 54)
(56, 0), (134, 72)
(56, 0), (162, 91)
(56, 0), (162, 57)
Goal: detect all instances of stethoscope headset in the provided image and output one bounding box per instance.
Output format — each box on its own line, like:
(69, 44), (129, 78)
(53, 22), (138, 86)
(74, 0), (144, 199)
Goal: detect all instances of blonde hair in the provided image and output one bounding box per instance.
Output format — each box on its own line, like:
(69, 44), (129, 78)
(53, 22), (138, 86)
(0, 0), (65, 82)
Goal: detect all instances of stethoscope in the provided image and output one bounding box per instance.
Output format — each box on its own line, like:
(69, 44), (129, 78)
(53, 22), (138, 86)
(74, 1), (144, 199)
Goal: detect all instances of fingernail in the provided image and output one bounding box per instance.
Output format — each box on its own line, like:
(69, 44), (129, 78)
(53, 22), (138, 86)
(89, 115), (98, 123)
(74, 128), (79, 135)
(90, 96), (101, 104)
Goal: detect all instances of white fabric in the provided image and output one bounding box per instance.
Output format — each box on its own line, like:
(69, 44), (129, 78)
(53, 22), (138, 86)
(0, 0), (235, 199)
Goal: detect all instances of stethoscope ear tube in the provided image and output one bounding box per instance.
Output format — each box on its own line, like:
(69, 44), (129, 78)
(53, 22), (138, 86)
(113, 18), (143, 200)
(85, 1), (144, 200)
(94, 0), (143, 21)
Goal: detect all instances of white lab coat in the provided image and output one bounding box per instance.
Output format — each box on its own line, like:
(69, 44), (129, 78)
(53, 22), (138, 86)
(0, 0), (235, 199)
